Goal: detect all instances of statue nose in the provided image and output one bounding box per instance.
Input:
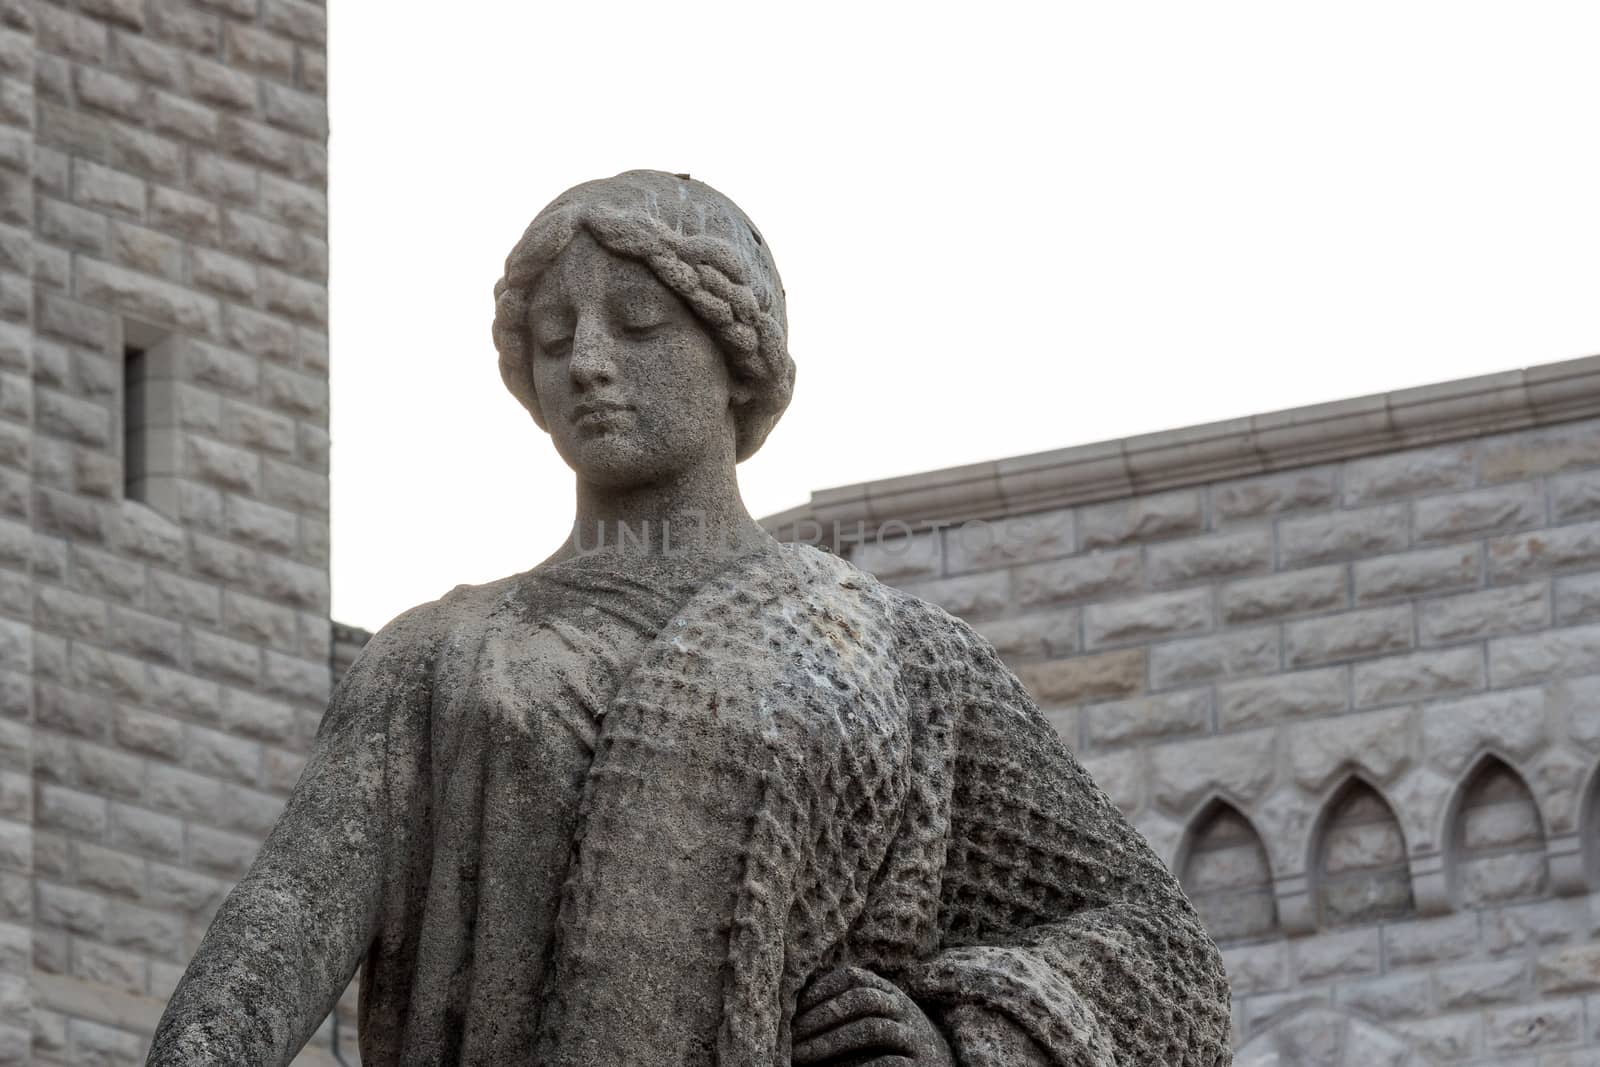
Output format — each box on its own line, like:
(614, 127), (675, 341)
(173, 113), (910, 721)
(569, 318), (618, 385)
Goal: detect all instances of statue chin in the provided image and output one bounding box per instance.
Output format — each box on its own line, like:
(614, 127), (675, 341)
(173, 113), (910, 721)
(556, 438), (677, 491)
(554, 439), (636, 484)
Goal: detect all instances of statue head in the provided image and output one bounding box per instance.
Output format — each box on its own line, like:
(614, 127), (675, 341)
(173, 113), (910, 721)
(492, 171), (794, 475)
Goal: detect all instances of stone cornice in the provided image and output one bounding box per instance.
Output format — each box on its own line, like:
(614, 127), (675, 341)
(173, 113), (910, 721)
(761, 354), (1600, 546)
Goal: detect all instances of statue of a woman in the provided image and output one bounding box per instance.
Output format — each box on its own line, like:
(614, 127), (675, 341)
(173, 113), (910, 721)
(147, 171), (1232, 1067)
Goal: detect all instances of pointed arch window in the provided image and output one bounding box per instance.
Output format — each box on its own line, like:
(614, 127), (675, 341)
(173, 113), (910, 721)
(1451, 757), (1548, 907)
(1314, 780), (1414, 928)
(1179, 801), (1279, 942)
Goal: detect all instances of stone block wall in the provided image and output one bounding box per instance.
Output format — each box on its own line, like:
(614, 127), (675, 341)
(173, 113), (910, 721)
(788, 369), (1600, 1064)
(0, 2), (36, 1061)
(0, 1), (337, 1063)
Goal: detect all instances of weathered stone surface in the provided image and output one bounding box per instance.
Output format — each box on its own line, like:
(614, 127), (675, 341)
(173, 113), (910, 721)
(1435, 959), (1529, 1009)
(226, 24), (296, 81)
(264, 0), (326, 45)
(1218, 667), (1347, 730)
(1084, 587), (1212, 648)
(1420, 688), (1547, 773)
(1080, 488), (1203, 550)
(849, 529), (941, 581)
(1413, 482), (1545, 543)
(1546, 675), (1600, 753)
(1076, 750), (1140, 815)
(75, 66), (145, 120)
(1148, 527), (1272, 586)
(974, 609), (1079, 662)
(1483, 998), (1581, 1050)
(1535, 945), (1600, 993)
(1289, 708), (1415, 791)
(944, 507), (1073, 573)
(183, 435), (259, 493)
(111, 220), (184, 279)
(1343, 444), (1474, 506)
(149, 186), (221, 241)
(1221, 943), (1288, 997)
(1491, 622), (1600, 687)
(900, 570), (1010, 620)
(1336, 974), (1433, 1022)
(1458, 778), (1544, 857)
(1014, 547), (1141, 608)
(1391, 1016), (1480, 1063)
(1382, 914), (1478, 967)
(1549, 468), (1600, 523)
(1222, 564), (1347, 624)
(1285, 605), (1413, 668)
(1019, 647), (1146, 705)
(1150, 627), (1279, 695)
(1083, 688), (1211, 750)
(1151, 729), (1276, 812)
(1280, 504), (1410, 567)
(1212, 466), (1337, 524)
(3, 6), (336, 1045)
(1419, 581), (1549, 645)
(1480, 421), (1600, 483)
(1482, 898), (1585, 954)
(78, 258), (222, 336)
(1553, 572), (1600, 625)
(1490, 520), (1600, 582)
(1353, 647), (1485, 708)
(8, 29), (1598, 1051)
(1459, 849), (1548, 906)
(1181, 803), (1278, 943)
(148, 173), (1232, 1067)
(1292, 929), (1381, 982)
(71, 159), (143, 217)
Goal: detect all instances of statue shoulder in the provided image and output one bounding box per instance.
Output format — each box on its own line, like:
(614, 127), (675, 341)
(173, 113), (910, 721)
(780, 545), (1009, 671)
(861, 572), (1030, 699)
(348, 570), (530, 675)
(873, 572), (992, 647)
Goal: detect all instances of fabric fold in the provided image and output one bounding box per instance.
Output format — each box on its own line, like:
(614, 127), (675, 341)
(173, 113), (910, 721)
(146, 543), (1232, 1067)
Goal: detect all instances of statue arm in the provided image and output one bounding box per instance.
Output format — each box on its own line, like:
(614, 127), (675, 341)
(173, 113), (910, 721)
(899, 625), (1233, 1067)
(145, 604), (438, 1067)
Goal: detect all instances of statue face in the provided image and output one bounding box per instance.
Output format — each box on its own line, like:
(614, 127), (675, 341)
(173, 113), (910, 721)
(528, 231), (743, 489)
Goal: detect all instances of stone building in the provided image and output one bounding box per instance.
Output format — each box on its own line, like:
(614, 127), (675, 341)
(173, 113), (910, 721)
(768, 355), (1600, 1064)
(0, 0), (336, 1063)
(0, 5), (1592, 1064)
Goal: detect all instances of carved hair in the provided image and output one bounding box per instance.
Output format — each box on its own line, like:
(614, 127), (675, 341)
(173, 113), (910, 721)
(492, 170), (794, 462)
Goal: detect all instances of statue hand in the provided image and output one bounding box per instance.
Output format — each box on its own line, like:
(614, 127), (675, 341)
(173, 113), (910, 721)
(792, 966), (956, 1067)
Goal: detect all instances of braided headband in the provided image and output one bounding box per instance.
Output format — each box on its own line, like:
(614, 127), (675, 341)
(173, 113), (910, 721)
(493, 203), (794, 462)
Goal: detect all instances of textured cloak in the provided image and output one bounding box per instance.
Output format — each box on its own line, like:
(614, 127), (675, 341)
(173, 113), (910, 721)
(147, 543), (1232, 1066)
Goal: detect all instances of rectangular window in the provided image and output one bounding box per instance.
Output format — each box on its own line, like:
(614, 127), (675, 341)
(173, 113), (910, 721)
(122, 322), (179, 517)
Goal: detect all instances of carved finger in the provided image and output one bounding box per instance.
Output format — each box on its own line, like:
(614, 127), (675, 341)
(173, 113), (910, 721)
(792, 986), (905, 1040)
(845, 968), (904, 998)
(791, 1016), (914, 1064)
(798, 965), (886, 1011)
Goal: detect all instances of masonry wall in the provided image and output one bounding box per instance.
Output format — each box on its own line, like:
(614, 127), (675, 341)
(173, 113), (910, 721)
(0, 2), (37, 1060)
(0, 1), (336, 1063)
(840, 414), (1600, 1065)
(2, 11), (1589, 1064)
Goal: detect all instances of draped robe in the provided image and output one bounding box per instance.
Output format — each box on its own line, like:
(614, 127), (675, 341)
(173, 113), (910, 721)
(147, 542), (1233, 1067)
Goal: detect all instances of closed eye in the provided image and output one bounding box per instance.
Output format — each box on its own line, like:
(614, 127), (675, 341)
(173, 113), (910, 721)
(536, 335), (572, 358)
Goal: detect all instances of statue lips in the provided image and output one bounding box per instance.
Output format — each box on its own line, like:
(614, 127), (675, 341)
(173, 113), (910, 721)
(571, 399), (635, 431)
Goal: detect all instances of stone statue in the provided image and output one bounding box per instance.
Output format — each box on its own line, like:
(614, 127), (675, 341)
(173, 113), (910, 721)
(147, 171), (1233, 1066)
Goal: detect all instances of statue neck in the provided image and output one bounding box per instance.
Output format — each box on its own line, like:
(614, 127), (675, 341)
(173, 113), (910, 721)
(561, 463), (769, 564)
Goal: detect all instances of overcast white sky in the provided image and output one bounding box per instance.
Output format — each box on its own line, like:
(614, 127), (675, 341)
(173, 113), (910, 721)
(326, 2), (1600, 633)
